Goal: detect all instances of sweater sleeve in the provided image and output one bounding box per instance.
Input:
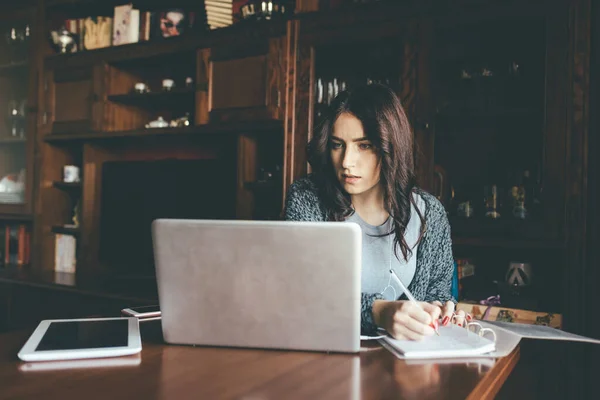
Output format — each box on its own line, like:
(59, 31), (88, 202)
(420, 198), (456, 304)
(283, 178), (327, 221)
(283, 177), (383, 335)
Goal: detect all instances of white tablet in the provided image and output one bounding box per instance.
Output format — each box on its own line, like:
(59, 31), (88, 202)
(17, 317), (142, 362)
(19, 354), (142, 372)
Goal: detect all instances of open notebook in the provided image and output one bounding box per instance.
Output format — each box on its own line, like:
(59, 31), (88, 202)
(379, 325), (496, 359)
(377, 320), (600, 360)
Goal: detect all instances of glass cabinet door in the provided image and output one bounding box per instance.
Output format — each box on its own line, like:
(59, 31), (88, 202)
(313, 38), (405, 122)
(0, 15), (32, 211)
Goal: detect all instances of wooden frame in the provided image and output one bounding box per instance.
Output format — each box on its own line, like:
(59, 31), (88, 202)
(79, 139), (225, 277)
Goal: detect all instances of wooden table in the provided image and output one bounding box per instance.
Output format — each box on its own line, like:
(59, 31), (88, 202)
(0, 321), (519, 400)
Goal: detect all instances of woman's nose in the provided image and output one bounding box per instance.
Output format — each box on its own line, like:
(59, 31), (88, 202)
(342, 148), (357, 168)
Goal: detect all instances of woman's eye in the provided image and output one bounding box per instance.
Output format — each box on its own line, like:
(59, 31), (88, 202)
(359, 143), (372, 150)
(330, 142), (343, 149)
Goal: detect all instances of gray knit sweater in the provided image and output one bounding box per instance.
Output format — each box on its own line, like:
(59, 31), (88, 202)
(283, 175), (455, 335)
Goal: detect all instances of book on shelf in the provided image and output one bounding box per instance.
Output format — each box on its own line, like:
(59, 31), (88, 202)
(1, 223), (30, 266)
(54, 234), (76, 274)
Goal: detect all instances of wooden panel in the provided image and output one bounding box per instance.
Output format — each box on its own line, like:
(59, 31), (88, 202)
(79, 144), (108, 277)
(266, 36), (286, 120)
(79, 140), (222, 277)
(54, 80), (92, 122)
(283, 20), (312, 196)
(211, 55), (268, 110)
(236, 135), (258, 219)
(295, 0), (320, 13)
(398, 22), (422, 189)
(210, 41), (269, 62)
(39, 70), (54, 136)
(210, 107), (274, 122)
(563, 0), (591, 338)
(54, 67), (92, 83)
(585, 0), (600, 340)
(102, 64), (151, 131)
(413, 20), (435, 193)
(51, 67), (94, 133)
(196, 48), (210, 125)
(543, 8), (569, 241)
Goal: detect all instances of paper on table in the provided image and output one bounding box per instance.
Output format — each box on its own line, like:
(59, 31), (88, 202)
(474, 320), (600, 358)
(483, 320), (600, 344)
(378, 325), (496, 359)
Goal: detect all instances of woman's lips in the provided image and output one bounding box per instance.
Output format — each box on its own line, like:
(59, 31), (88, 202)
(342, 174), (360, 184)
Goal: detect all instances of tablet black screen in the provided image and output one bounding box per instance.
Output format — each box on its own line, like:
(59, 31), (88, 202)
(36, 320), (129, 351)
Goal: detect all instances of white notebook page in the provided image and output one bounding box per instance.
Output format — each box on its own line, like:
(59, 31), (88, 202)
(379, 325), (496, 359)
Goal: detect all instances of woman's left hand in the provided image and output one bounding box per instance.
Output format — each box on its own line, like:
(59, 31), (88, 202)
(432, 301), (469, 327)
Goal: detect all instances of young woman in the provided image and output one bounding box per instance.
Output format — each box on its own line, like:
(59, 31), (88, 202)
(284, 83), (465, 340)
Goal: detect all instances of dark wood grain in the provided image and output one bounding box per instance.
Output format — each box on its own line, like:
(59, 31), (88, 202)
(586, 0), (600, 341)
(414, 19), (435, 192)
(296, 0), (320, 13)
(267, 36), (287, 121)
(43, 120), (284, 144)
(563, 0), (591, 337)
(0, 266), (156, 304)
(195, 48), (210, 125)
(235, 135), (258, 220)
(0, 322), (519, 400)
(282, 20), (312, 192)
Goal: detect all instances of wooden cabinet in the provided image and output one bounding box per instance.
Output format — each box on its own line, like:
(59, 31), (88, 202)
(40, 65), (104, 134)
(426, 6), (570, 313)
(286, 1), (577, 315)
(208, 36), (287, 122)
(0, 7), (37, 218)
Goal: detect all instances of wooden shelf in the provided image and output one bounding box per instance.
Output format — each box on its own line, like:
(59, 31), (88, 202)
(51, 225), (80, 236)
(451, 236), (563, 249)
(44, 20), (287, 70)
(0, 137), (26, 145)
(448, 216), (562, 249)
(107, 88), (196, 108)
(47, 0), (204, 18)
(52, 181), (82, 192)
(44, 120), (283, 144)
(0, 214), (33, 222)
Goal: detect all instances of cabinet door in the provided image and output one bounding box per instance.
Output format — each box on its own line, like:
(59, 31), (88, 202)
(42, 66), (104, 134)
(0, 11), (36, 215)
(208, 36), (286, 122)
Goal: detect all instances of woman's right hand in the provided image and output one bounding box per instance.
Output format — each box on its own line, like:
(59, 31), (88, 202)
(372, 300), (441, 340)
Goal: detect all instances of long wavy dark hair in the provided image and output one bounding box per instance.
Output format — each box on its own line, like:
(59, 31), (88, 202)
(308, 83), (425, 261)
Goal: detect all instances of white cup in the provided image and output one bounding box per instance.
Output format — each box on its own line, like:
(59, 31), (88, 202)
(162, 79), (175, 91)
(63, 165), (80, 183)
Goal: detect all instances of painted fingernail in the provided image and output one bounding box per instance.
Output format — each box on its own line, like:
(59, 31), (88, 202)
(467, 315), (472, 321)
(432, 319), (439, 330)
(442, 316), (449, 326)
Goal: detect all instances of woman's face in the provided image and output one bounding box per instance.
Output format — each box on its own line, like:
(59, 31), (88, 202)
(330, 113), (381, 197)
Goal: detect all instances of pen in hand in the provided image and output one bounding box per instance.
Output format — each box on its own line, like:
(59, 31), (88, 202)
(390, 269), (440, 336)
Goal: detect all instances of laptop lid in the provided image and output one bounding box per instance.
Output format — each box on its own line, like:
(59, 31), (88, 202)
(151, 219), (362, 353)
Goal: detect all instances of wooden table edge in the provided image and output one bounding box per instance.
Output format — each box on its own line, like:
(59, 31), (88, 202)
(467, 346), (521, 400)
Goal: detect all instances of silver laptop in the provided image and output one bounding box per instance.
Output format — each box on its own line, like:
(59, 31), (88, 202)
(151, 219), (362, 353)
